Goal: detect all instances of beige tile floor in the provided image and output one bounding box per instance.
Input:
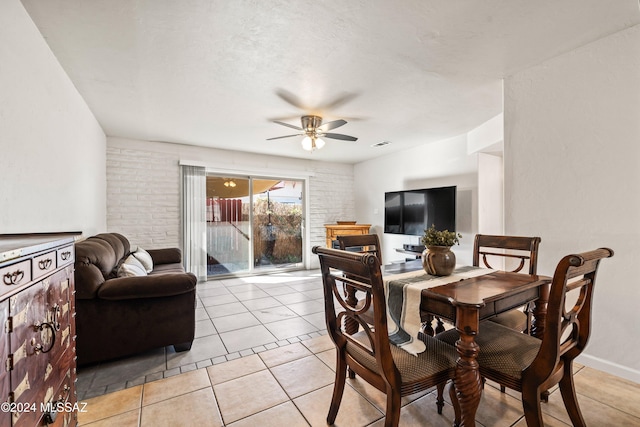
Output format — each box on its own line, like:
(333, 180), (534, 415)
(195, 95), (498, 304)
(78, 334), (640, 427)
(77, 271), (331, 400)
(77, 269), (640, 426)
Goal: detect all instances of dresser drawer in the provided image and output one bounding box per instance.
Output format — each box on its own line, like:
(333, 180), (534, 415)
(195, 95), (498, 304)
(57, 245), (74, 267)
(33, 250), (57, 281)
(1, 259), (32, 296)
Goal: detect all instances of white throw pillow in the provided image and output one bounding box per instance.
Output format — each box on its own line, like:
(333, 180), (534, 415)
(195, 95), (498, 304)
(117, 254), (148, 277)
(132, 247), (153, 273)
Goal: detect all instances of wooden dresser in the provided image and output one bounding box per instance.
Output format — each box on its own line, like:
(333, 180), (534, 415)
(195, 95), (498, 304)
(324, 223), (371, 248)
(0, 234), (78, 427)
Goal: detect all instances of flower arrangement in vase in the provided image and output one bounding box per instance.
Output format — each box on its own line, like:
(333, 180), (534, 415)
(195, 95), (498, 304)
(420, 225), (462, 276)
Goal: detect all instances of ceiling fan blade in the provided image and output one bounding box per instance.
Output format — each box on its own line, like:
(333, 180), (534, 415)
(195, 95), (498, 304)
(269, 114), (303, 122)
(273, 120), (303, 131)
(323, 133), (358, 141)
(317, 92), (358, 110)
(316, 119), (347, 132)
(275, 89), (308, 110)
(266, 134), (302, 140)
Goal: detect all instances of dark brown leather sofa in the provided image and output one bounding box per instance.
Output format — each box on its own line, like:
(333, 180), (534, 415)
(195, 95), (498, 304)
(74, 233), (197, 366)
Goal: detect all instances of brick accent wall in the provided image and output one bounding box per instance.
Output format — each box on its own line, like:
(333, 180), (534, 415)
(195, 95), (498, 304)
(106, 138), (356, 261)
(107, 146), (180, 249)
(308, 162), (355, 249)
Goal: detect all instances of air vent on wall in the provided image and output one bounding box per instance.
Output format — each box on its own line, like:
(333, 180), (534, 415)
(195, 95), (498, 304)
(371, 141), (391, 147)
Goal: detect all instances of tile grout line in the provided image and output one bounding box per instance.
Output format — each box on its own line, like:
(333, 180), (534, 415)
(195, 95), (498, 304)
(79, 330), (330, 400)
(131, 342), (322, 427)
(205, 359), (226, 427)
(78, 274), (327, 400)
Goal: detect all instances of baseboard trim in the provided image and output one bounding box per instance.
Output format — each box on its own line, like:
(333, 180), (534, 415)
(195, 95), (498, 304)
(576, 353), (640, 384)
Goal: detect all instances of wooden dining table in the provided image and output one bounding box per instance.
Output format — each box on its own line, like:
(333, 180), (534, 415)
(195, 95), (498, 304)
(384, 262), (551, 427)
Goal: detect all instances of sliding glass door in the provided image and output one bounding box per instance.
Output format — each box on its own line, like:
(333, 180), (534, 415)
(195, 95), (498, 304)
(205, 174), (304, 276)
(205, 175), (251, 275)
(252, 179), (303, 272)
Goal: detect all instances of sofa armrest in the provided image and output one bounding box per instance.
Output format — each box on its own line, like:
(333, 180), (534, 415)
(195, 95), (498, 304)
(97, 273), (197, 300)
(75, 263), (106, 300)
(147, 248), (182, 265)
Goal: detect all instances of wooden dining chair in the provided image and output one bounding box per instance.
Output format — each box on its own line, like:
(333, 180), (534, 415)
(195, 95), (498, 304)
(337, 233), (382, 263)
(337, 234), (382, 328)
(313, 246), (458, 427)
(475, 234), (542, 333)
(421, 234), (541, 337)
(437, 247), (613, 427)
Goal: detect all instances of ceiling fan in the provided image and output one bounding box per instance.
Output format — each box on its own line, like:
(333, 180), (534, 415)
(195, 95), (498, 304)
(267, 115), (358, 152)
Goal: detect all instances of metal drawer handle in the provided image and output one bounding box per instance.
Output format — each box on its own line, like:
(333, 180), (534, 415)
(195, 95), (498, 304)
(38, 258), (53, 271)
(33, 322), (56, 354)
(3, 270), (24, 286)
(51, 304), (61, 331)
(32, 304), (61, 354)
(60, 251), (71, 261)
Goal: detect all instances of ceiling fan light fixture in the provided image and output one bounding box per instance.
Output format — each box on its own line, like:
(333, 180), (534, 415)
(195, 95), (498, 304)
(301, 136), (315, 151)
(301, 136), (325, 151)
(269, 114), (356, 151)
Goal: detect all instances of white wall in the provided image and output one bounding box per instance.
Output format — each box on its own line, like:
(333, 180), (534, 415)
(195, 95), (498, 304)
(0, 0), (106, 235)
(505, 25), (640, 382)
(477, 153), (504, 235)
(354, 135), (478, 265)
(107, 137), (355, 268)
(468, 113), (504, 155)
(469, 114), (505, 236)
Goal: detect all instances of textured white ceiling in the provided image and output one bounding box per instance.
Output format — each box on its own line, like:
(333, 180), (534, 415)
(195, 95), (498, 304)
(21, 0), (640, 163)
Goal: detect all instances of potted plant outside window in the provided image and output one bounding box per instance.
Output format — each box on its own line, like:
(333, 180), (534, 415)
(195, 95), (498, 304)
(421, 225), (462, 276)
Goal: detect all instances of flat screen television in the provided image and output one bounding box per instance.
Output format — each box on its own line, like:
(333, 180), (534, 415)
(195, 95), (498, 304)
(384, 186), (456, 235)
